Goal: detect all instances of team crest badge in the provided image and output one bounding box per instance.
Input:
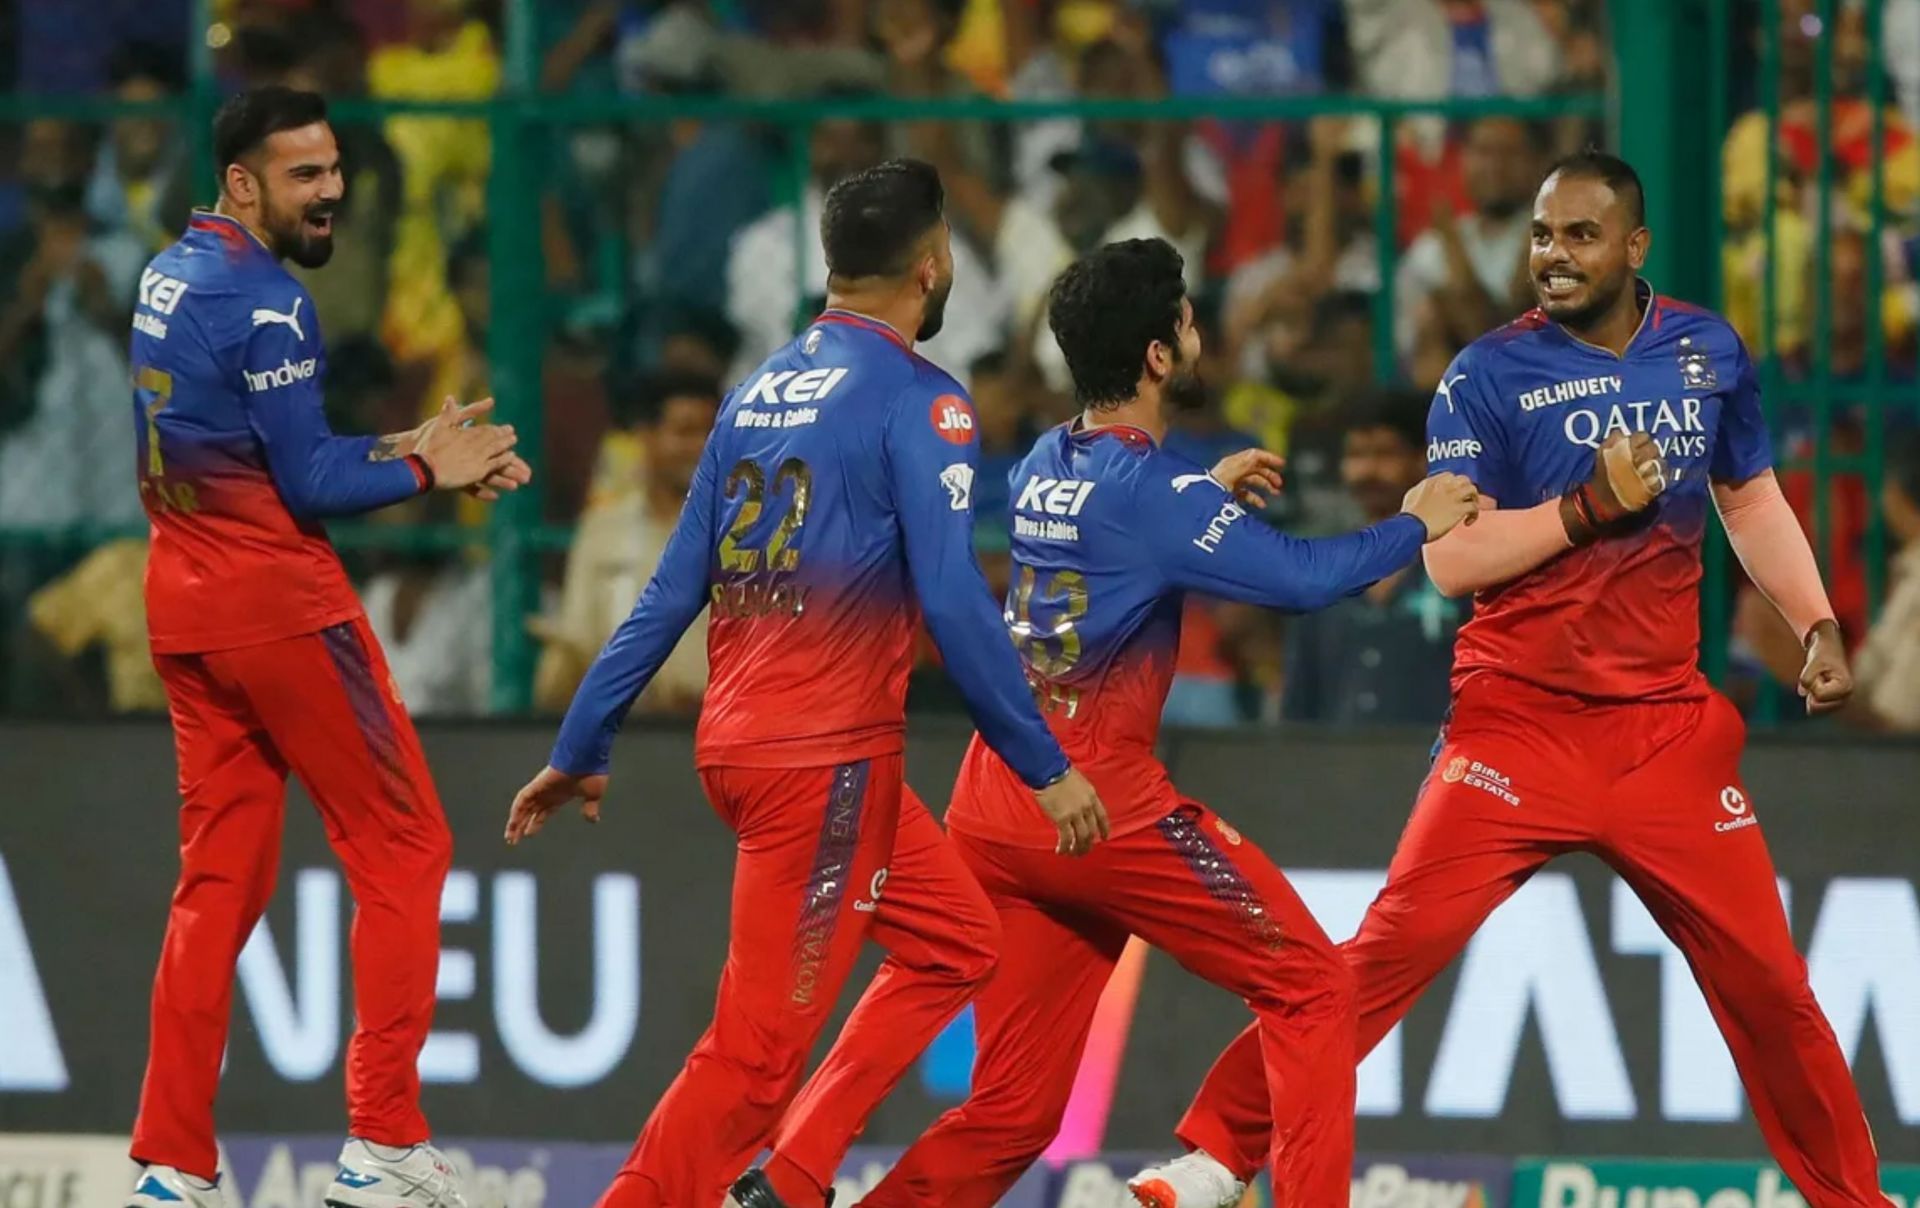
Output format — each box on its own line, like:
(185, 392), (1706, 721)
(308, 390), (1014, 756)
(1442, 756), (1468, 783)
(803, 327), (823, 354)
(1676, 337), (1717, 391)
(1214, 818), (1243, 846)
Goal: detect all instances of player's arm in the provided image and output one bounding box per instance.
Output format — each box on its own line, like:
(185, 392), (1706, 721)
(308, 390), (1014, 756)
(1417, 351), (1666, 596)
(886, 386), (1108, 854)
(886, 393), (1066, 785)
(1147, 477), (1434, 611)
(239, 303), (515, 516)
(507, 432), (723, 843)
(1708, 339), (1849, 713)
(552, 434), (720, 776)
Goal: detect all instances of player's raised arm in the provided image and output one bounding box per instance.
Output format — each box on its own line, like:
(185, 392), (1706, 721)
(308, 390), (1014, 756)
(1143, 454), (1476, 612)
(240, 290), (518, 516)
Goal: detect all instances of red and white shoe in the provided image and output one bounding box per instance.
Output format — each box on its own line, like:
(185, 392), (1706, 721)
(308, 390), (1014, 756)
(1127, 1150), (1246, 1208)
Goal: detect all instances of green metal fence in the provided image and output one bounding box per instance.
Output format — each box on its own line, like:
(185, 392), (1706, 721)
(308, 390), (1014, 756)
(0, 0), (1906, 718)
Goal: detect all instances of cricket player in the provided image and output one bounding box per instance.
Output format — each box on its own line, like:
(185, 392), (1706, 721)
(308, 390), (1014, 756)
(767, 237), (1479, 1208)
(126, 87), (528, 1208)
(1128, 151), (1887, 1208)
(503, 159), (1105, 1208)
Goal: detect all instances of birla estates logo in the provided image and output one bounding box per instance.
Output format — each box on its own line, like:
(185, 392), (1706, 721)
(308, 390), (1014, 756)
(930, 394), (976, 444)
(1443, 756), (1520, 806)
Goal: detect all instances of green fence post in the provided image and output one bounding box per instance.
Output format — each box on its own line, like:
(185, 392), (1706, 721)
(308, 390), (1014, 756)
(1864, 0), (1890, 620)
(1612, 0), (1718, 305)
(188, 0), (218, 205)
(487, 0), (543, 713)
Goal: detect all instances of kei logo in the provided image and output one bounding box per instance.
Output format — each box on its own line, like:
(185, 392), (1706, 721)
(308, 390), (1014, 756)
(930, 394), (976, 445)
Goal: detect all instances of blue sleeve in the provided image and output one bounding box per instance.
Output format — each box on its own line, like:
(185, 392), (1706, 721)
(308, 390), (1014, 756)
(1143, 466), (1427, 612)
(1426, 348), (1514, 501)
(886, 384), (1070, 789)
(1710, 336), (1773, 483)
(237, 296), (424, 518)
(549, 433), (720, 776)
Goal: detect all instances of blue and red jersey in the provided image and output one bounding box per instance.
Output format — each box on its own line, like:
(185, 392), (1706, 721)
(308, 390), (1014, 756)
(550, 311), (1070, 790)
(131, 212), (428, 654)
(946, 419), (1427, 847)
(1426, 281), (1773, 701)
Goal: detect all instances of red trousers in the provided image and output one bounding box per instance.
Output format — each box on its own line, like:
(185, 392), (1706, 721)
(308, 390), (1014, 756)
(133, 617), (451, 1181)
(597, 755), (1000, 1208)
(863, 802), (1356, 1208)
(1174, 678), (1885, 1208)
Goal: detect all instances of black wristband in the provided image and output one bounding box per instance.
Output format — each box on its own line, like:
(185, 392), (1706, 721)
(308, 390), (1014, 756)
(407, 453), (436, 491)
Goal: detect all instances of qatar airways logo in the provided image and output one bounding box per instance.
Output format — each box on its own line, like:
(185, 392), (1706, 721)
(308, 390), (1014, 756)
(1563, 397), (1710, 461)
(245, 357), (319, 393)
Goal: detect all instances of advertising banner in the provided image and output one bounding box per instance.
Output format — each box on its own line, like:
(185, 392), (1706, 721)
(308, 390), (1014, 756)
(1509, 1158), (1920, 1208)
(2, 721), (1917, 1162)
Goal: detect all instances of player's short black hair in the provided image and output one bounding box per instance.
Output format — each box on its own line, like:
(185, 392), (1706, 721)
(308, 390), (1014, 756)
(1346, 387), (1429, 451)
(820, 158), (945, 280)
(213, 86), (329, 175)
(1546, 147), (1646, 228)
(1047, 237), (1188, 409)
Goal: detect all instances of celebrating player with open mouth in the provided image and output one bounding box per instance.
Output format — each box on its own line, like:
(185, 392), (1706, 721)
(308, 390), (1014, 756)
(768, 236), (1479, 1208)
(126, 87), (529, 1208)
(1128, 152), (1888, 1208)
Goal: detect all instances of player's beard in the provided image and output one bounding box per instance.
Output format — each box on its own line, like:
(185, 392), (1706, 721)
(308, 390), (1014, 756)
(1165, 348), (1207, 413)
(265, 193), (336, 269)
(917, 271), (953, 342)
(1536, 264), (1625, 330)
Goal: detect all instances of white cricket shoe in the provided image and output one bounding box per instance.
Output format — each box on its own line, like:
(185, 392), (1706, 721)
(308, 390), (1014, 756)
(1127, 1150), (1247, 1208)
(324, 1138), (469, 1208)
(127, 1166), (225, 1208)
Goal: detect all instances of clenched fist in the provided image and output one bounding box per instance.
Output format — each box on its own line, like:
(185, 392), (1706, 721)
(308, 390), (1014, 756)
(1562, 431), (1669, 543)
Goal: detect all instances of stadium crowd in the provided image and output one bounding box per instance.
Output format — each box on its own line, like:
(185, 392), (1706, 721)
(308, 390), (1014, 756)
(2, 0), (1918, 732)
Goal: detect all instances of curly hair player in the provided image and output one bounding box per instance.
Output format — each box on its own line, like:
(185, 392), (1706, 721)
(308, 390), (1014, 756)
(505, 159), (1105, 1208)
(761, 236), (1479, 1208)
(125, 87), (529, 1208)
(1128, 152), (1887, 1208)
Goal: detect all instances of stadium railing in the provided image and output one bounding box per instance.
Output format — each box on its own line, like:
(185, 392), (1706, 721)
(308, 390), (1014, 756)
(0, 0), (1905, 720)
